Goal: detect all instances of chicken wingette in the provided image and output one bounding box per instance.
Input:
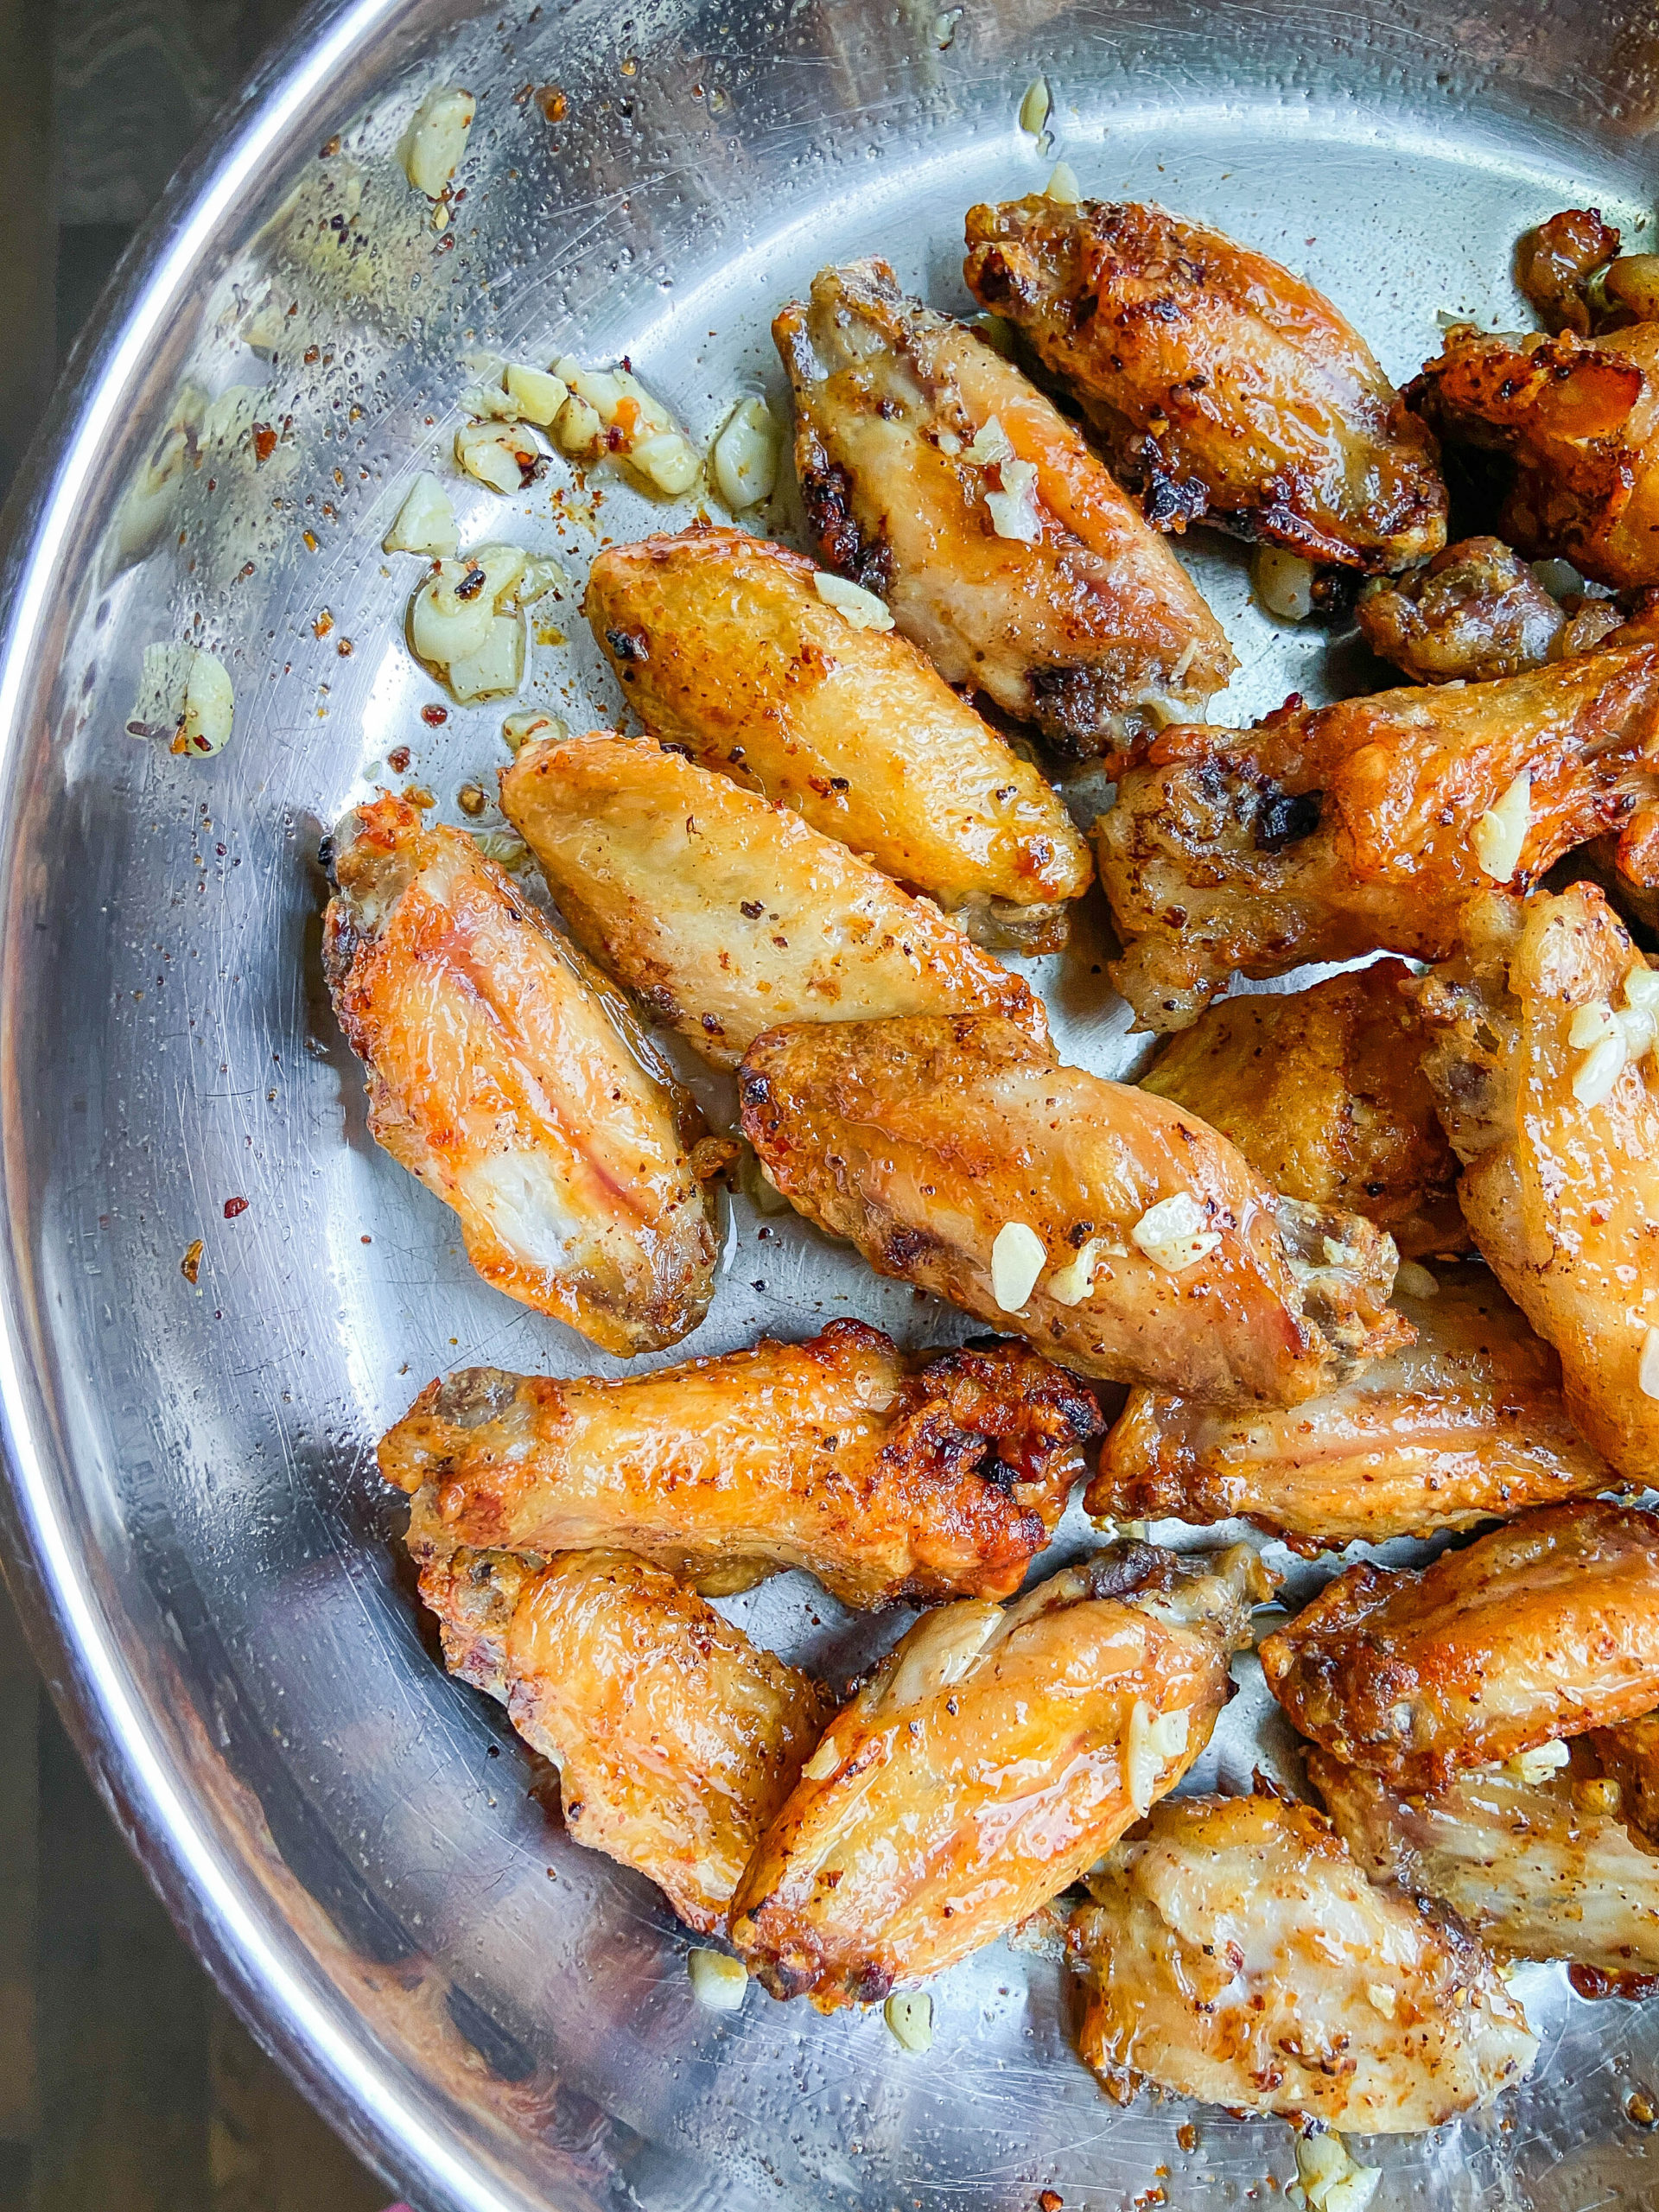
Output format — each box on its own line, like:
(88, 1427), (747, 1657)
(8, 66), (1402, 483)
(729, 1541), (1271, 2007)
(772, 258), (1234, 756)
(497, 728), (1044, 1069)
(381, 1319), (1101, 1609)
(1069, 1790), (1536, 2127)
(740, 1013), (1408, 1408)
(963, 196), (1446, 570)
(1356, 536), (1571, 684)
(321, 794), (717, 1355)
(585, 526), (1090, 950)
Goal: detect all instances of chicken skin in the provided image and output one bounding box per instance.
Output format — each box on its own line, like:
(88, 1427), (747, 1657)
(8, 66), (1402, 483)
(1407, 321), (1659, 590)
(496, 729), (1044, 1070)
(1356, 537), (1569, 684)
(772, 259), (1234, 756)
(739, 1013), (1408, 1408)
(1096, 643), (1659, 1030)
(1312, 1753), (1659, 1980)
(321, 794), (717, 1355)
(1069, 1790), (1537, 2128)
(1090, 1268), (1618, 1556)
(584, 527), (1090, 950)
(1414, 884), (1659, 1483)
(963, 197), (1446, 570)
(418, 1546), (830, 1934)
(381, 1319), (1101, 1609)
(1589, 1713), (1659, 1846)
(729, 1541), (1271, 2007)
(1260, 1501), (1659, 1790)
(1139, 961), (1465, 1258)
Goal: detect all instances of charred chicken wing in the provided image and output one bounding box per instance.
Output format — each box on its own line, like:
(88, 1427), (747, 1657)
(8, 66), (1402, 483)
(729, 1541), (1271, 2007)
(321, 794), (716, 1355)
(740, 1013), (1408, 1408)
(772, 258), (1234, 756)
(1260, 1500), (1659, 1789)
(497, 728), (1044, 1069)
(584, 527), (1090, 950)
(1069, 1790), (1536, 2127)
(381, 1319), (1101, 1608)
(419, 1545), (830, 1933)
(963, 196), (1446, 570)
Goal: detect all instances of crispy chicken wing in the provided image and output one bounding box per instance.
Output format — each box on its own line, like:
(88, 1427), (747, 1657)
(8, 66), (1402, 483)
(496, 728), (1044, 1069)
(418, 1546), (830, 1934)
(1096, 644), (1659, 1029)
(739, 1014), (1408, 1408)
(1090, 1267), (1618, 1555)
(584, 527), (1090, 950)
(381, 1318), (1101, 1609)
(1589, 1713), (1659, 1845)
(1312, 1753), (1659, 1980)
(1139, 961), (1464, 1257)
(321, 794), (716, 1355)
(729, 1541), (1271, 2007)
(1068, 1790), (1536, 2128)
(963, 197), (1446, 570)
(1356, 537), (1568, 684)
(1414, 884), (1659, 1482)
(1260, 1501), (1659, 1789)
(1407, 322), (1659, 590)
(772, 259), (1234, 757)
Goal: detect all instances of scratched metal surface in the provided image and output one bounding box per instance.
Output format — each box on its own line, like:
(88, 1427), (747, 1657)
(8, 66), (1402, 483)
(2, 0), (1659, 2204)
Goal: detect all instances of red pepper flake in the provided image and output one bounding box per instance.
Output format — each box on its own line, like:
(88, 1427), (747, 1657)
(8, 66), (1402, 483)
(420, 705), (448, 728)
(537, 84), (567, 121)
(1176, 2124), (1198, 2152)
(181, 1239), (204, 1285)
(303, 345), (321, 365)
(223, 1196), (249, 1218)
(314, 609), (334, 638)
(251, 423), (277, 463)
(388, 744), (412, 772)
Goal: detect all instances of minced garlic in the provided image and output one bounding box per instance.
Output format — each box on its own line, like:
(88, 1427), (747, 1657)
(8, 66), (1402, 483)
(989, 1221), (1046, 1312)
(686, 1948), (749, 2011)
(884, 1993), (934, 2053)
(400, 86), (475, 199)
(1130, 1192), (1219, 1271)
(1471, 769), (1530, 881)
(814, 572), (894, 631)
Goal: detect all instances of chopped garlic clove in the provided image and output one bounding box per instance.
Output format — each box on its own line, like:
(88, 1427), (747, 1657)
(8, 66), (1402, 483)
(383, 472), (459, 556)
(517, 551), (568, 605)
(460, 381), (525, 423)
(814, 572), (894, 631)
(1252, 543), (1316, 622)
(1569, 1000), (1619, 1051)
(1125, 1701), (1189, 1816)
(1130, 1192), (1220, 1271)
(1394, 1260), (1439, 1299)
(1293, 2133), (1382, 2212)
(502, 709), (567, 753)
(1018, 78), (1051, 135)
(884, 1993), (934, 2053)
(455, 420), (543, 493)
(984, 456), (1043, 542)
(630, 429), (702, 496)
(1471, 769), (1531, 881)
(965, 415), (1015, 466)
(1043, 160), (1082, 204)
(410, 557), (503, 667)
(989, 1221), (1046, 1312)
(1624, 963), (1659, 1014)
(712, 397), (780, 510)
(181, 650), (235, 755)
(446, 613), (526, 702)
(1573, 1030), (1626, 1106)
(800, 1735), (840, 1782)
(554, 393), (604, 454)
(504, 364), (571, 426)
(686, 1948), (749, 2012)
(1641, 1325), (1659, 1401)
(1504, 1739), (1570, 1785)
(400, 86), (475, 199)
(1046, 1236), (1102, 1306)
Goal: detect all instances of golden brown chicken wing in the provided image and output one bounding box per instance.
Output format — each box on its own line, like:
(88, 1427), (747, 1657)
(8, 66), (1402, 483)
(1356, 537), (1568, 684)
(1311, 1752), (1659, 1981)
(729, 1541), (1271, 2007)
(1090, 1267), (1618, 1555)
(1260, 1501), (1659, 1789)
(1588, 1712), (1659, 1845)
(1139, 961), (1464, 1258)
(381, 1318), (1101, 1609)
(739, 1013), (1408, 1408)
(418, 1545), (830, 1934)
(1407, 322), (1659, 590)
(584, 527), (1090, 950)
(772, 259), (1234, 756)
(1514, 208), (1623, 337)
(963, 196), (1446, 569)
(1068, 1789), (1536, 2128)
(1414, 883), (1659, 1483)
(1096, 643), (1659, 1030)
(496, 728), (1044, 1069)
(321, 794), (717, 1355)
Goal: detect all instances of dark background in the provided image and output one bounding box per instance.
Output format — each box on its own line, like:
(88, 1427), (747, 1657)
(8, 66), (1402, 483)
(0, 1), (391, 2202)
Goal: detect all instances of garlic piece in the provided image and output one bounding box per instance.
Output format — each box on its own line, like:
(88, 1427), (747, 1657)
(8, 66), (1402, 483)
(630, 428), (702, 496)
(1125, 1701), (1189, 1816)
(446, 613), (525, 703)
(455, 420), (543, 493)
(554, 392), (604, 454)
(504, 364), (571, 426)
(984, 455), (1043, 543)
(1130, 1192), (1219, 1271)
(1293, 2133), (1382, 2212)
(800, 1736), (840, 1782)
(989, 1221), (1046, 1313)
(1394, 1260), (1439, 1300)
(1504, 1739), (1569, 1785)
(1641, 1325), (1659, 1401)
(1018, 78), (1051, 135)
(383, 472), (459, 556)
(1624, 963), (1659, 1014)
(686, 1948), (749, 2012)
(1044, 160), (1082, 205)
(883, 1993), (934, 2054)
(1365, 1982), (1396, 2020)
(1252, 543), (1316, 622)
(1569, 1000), (1619, 1051)
(814, 572), (894, 631)
(1046, 1236), (1102, 1306)
(965, 415), (1015, 466)
(1573, 1031), (1626, 1107)
(180, 649), (235, 756)
(712, 397), (780, 510)
(502, 709), (568, 754)
(1471, 769), (1531, 881)
(400, 86), (475, 199)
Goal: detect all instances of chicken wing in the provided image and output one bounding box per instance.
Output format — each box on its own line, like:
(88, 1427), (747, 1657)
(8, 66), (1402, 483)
(740, 1013), (1407, 1408)
(1096, 642), (1659, 1030)
(1090, 1266), (1618, 1555)
(496, 728), (1044, 1070)
(321, 794), (717, 1355)
(1407, 322), (1659, 590)
(1139, 961), (1464, 1258)
(772, 259), (1234, 756)
(1588, 1713), (1659, 1845)
(1311, 1752), (1659, 1980)
(584, 527), (1090, 950)
(1068, 1790), (1536, 2128)
(1356, 537), (1568, 684)
(418, 1545), (830, 1934)
(962, 196), (1446, 570)
(728, 1541), (1271, 2007)
(1260, 1501), (1659, 1789)
(1414, 883), (1659, 1482)
(381, 1318), (1101, 1609)
(1514, 208), (1623, 337)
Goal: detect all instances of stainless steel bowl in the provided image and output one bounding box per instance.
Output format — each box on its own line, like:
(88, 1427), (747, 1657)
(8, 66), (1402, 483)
(3, 0), (1659, 2204)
